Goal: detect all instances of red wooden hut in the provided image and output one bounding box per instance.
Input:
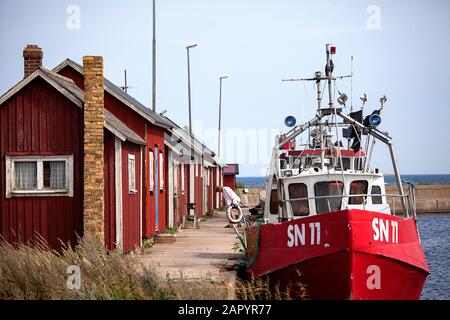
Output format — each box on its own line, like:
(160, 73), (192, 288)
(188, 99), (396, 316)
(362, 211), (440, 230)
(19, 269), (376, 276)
(1, 44), (228, 252)
(224, 163), (239, 190)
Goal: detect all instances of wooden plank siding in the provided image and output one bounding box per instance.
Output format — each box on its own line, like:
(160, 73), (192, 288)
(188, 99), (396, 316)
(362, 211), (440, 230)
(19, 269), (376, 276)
(0, 78), (83, 250)
(121, 142), (141, 252)
(103, 130), (116, 250)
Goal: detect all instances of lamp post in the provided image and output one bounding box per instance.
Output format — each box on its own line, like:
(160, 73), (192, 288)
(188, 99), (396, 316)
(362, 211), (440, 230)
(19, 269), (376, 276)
(185, 42), (197, 218)
(186, 43), (197, 135)
(217, 75), (228, 157)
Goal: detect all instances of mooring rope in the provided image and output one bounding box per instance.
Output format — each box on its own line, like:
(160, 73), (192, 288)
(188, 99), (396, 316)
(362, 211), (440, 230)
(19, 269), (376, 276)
(237, 219), (265, 268)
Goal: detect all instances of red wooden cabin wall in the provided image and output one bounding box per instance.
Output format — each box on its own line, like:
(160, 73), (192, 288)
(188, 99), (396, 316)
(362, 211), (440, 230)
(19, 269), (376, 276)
(0, 78), (83, 250)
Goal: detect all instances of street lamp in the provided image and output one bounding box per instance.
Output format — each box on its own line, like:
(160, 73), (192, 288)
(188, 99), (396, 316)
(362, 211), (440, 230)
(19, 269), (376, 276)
(185, 42), (197, 219)
(217, 75), (228, 157)
(186, 42), (198, 134)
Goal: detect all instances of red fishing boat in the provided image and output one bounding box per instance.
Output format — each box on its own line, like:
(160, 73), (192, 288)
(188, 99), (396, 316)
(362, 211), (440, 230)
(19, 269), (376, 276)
(237, 45), (429, 300)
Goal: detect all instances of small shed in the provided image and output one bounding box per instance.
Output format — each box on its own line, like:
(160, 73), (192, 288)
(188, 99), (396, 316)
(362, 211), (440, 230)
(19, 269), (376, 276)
(224, 163), (239, 191)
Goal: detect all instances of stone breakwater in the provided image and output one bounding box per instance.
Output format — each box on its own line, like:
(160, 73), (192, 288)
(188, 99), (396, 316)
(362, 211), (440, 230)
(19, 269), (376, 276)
(237, 185), (450, 214)
(385, 185), (450, 214)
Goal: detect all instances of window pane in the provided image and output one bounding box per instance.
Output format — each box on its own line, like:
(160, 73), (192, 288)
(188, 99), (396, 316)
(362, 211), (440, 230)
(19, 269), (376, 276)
(355, 158), (363, 171)
(288, 183), (309, 216)
(314, 181), (343, 214)
(44, 161), (66, 189)
(159, 152), (164, 190)
(349, 180), (368, 205)
(128, 155), (136, 192)
(372, 185), (383, 204)
(14, 161), (37, 189)
(338, 158), (351, 170)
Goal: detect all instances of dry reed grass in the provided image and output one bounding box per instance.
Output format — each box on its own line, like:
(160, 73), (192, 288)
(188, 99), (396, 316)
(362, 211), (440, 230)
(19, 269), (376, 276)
(0, 235), (226, 300)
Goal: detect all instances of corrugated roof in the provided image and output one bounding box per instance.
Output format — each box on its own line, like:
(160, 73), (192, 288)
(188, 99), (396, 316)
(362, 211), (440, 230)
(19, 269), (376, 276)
(0, 67), (145, 147)
(162, 115), (227, 167)
(53, 59), (173, 130)
(104, 110), (146, 145)
(44, 68), (84, 101)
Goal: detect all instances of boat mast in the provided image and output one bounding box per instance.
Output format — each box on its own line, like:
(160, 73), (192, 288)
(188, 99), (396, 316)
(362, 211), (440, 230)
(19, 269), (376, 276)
(316, 72), (325, 170)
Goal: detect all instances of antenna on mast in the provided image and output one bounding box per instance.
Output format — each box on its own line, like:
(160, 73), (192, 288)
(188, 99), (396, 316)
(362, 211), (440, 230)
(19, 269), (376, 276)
(350, 56), (354, 112)
(120, 69), (134, 93)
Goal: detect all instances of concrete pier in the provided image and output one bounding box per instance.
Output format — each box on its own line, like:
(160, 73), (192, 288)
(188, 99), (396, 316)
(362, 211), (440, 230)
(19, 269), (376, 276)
(140, 211), (243, 298)
(386, 185), (450, 213)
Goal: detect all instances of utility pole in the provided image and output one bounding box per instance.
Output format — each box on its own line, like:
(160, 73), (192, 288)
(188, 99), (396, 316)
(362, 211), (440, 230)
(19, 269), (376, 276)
(152, 0), (156, 112)
(217, 75), (228, 157)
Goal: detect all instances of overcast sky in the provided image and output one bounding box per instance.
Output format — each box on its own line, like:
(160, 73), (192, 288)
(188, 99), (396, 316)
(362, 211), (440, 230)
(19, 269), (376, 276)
(1, 0), (449, 176)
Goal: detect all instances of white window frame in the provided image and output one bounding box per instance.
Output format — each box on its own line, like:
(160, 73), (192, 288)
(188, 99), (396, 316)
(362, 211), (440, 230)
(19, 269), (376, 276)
(173, 160), (178, 194)
(5, 155), (74, 198)
(128, 154), (137, 194)
(159, 151), (164, 191)
(149, 150), (154, 192)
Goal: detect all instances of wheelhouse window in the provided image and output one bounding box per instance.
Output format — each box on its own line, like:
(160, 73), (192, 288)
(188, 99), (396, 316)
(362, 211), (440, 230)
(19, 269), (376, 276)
(314, 181), (344, 214)
(336, 158), (351, 171)
(288, 183), (309, 216)
(354, 158), (363, 171)
(6, 155), (73, 198)
(349, 180), (369, 205)
(128, 154), (137, 194)
(371, 185), (383, 204)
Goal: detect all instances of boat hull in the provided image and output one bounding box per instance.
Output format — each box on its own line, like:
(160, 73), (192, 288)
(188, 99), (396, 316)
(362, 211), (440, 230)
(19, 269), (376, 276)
(245, 209), (429, 300)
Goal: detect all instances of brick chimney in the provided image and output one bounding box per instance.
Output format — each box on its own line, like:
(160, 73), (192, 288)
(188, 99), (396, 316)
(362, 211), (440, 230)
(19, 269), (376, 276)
(23, 44), (43, 78)
(83, 56), (105, 241)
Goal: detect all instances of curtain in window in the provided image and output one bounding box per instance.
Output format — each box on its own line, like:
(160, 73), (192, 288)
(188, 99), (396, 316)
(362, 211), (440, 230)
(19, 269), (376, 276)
(15, 162), (37, 189)
(49, 161), (66, 188)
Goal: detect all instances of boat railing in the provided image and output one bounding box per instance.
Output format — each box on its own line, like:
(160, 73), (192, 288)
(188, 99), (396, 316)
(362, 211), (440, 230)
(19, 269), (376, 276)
(283, 193), (415, 218)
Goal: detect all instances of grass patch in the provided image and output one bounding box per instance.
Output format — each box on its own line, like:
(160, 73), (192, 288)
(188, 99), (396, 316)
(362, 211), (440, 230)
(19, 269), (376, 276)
(0, 236), (227, 300)
(163, 227), (178, 235)
(235, 277), (310, 300)
(0, 236), (310, 300)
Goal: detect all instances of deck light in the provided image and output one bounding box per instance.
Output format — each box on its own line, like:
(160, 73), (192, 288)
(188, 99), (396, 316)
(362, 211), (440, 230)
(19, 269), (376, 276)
(285, 115), (296, 127)
(337, 92), (348, 106)
(360, 93), (368, 103)
(369, 114), (382, 127)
